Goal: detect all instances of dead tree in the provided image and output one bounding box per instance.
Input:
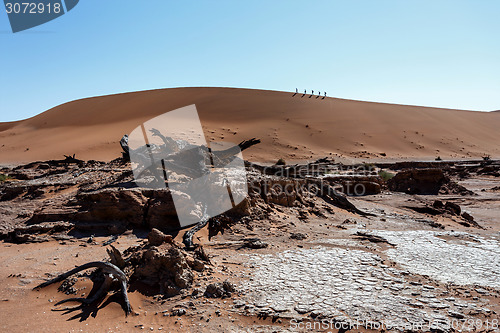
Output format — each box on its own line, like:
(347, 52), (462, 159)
(62, 154), (83, 163)
(34, 261), (132, 316)
(246, 161), (374, 216)
(308, 180), (375, 217)
(120, 132), (261, 249)
(184, 216), (210, 250)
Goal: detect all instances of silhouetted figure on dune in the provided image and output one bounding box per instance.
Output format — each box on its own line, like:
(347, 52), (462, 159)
(322, 91), (327, 100)
(309, 90), (314, 98)
(292, 88), (298, 97)
(301, 89), (306, 98)
(316, 91), (321, 99)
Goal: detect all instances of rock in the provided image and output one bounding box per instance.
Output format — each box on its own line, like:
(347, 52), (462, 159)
(24, 207), (77, 225)
(107, 245), (126, 268)
(0, 185), (26, 201)
(204, 280), (235, 298)
(477, 164), (500, 176)
(131, 244), (194, 293)
(164, 284), (180, 297)
(433, 200), (444, 209)
(12, 221), (73, 236)
(406, 204), (444, 216)
(143, 190), (179, 231)
(185, 256), (205, 272)
(297, 209), (310, 220)
(459, 211), (481, 228)
(171, 308), (186, 316)
(444, 202), (461, 216)
(223, 281), (236, 293)
(247, 177), (304, 207)
(294, 304), (311, 314)
(341, 181), (381, 196)
(461, 211), (474, 222)
(228, 198), (252, 216)
(205, 283), (224, 298)
(148, 228), (172, 246)
(439, 181), (475, 196)
(388, 168), (446, 194)
(75, 188), (146, 227)
(8, 171), (33, 180)
(75, 188), (185, 232)
(388, 168), (473, 195)
(323, 175), (383, 196)
(290, 233), (307, 240)
(355, 231), (395, 246)
(13, 233), (51, 243)
(242, 238), (268, 249)
(233, 300), (245, 308)
(448, 310), (465, 319)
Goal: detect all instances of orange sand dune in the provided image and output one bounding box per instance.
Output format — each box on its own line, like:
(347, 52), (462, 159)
(1, 87), (499, 164)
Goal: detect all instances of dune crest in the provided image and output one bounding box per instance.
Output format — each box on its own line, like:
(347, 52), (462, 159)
(1, 87), (499, 164)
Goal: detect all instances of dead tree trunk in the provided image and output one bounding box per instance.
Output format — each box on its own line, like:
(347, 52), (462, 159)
(34, 261), (132, 316)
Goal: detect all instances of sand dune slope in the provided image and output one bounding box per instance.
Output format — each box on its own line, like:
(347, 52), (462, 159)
(1, 87), (499, 164)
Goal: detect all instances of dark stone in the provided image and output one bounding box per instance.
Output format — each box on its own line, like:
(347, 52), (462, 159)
(290, 233), (307, 240)
(388, 168), (446, 194)
(204, 280), (235, 298)
(242, 238), (268, 249)
(75, 188), (146, 227)
(433, 200), (444, 209)
(461, 211), (474, 222)
(445, 202), (461, 216)
(148, 228), (172, 246)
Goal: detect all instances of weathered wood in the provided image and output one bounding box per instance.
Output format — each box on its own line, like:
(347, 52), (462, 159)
(34, 261), (132, 316)
(183, 217), (209, 250)
(308, 180), (375, 217)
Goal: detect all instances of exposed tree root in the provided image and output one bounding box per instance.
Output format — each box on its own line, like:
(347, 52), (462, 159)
(33, 261), (132, 316)
(309, 180), (375, 217)
(183, 218), (210, 250)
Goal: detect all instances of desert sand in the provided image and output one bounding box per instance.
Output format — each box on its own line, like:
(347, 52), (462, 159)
(1, 87), (499, 164)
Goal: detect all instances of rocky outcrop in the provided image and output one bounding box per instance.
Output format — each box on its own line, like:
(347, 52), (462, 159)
(142, 190), (178, 231)
(388, 168), (446, 194)
(406, 200), (482, 229)
(148, 228), (173, 246)
(247, 177), (305, 207)
(388, 168), (473, 195)
(323, 175), (383, 196)
(204, 281), (235, 298)
(477, 163), (500, 177)
(128, 243), (195, 296)
(75, 189), (147, 227)
(2, 158), (377, 242)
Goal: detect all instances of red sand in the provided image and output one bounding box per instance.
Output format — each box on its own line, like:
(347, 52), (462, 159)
(1, 87), (499, 164)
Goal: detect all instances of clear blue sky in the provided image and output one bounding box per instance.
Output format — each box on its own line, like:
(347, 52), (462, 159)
(1, 0), (499, 121)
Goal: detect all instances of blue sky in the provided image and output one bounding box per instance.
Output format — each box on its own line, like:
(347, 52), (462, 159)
(1, 0), (499, 121)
